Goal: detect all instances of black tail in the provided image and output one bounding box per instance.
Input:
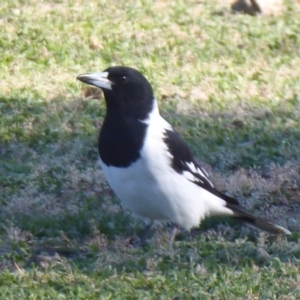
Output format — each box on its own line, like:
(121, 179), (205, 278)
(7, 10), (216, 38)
(226, 203), (291, 235)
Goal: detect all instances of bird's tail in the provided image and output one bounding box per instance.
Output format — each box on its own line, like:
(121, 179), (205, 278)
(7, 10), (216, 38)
(226, 203), (291, 235)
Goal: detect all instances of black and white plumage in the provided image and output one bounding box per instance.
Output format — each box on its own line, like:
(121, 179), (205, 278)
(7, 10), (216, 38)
(77, 66), (290, 244)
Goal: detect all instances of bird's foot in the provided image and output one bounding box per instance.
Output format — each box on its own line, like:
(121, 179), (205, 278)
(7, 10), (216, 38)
(128, 223), (154, 248)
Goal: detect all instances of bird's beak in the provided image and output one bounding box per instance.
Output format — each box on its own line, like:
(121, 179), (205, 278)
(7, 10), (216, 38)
(76, 72), (112, 90)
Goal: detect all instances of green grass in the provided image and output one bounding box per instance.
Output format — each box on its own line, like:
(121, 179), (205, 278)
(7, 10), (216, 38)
(1, 0), (300, 298)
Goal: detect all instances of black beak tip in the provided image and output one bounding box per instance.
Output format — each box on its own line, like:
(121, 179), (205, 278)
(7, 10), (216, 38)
(76, 74), (83, 82)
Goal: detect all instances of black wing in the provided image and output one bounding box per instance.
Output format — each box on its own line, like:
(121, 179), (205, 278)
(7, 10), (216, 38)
(164, 129), (239, 206)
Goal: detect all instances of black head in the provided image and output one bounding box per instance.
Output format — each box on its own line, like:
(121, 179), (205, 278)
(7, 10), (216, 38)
(77, 66), (154, 120)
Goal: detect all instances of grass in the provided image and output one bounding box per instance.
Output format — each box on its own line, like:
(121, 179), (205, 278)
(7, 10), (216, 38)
(1, 0), (300, 298)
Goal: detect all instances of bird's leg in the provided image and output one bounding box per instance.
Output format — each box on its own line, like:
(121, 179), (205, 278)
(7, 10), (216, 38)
(169, 224), (179, 246)
(139, 222), (153, 246)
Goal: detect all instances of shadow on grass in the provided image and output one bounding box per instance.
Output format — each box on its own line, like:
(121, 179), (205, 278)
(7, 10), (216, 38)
(0, 93), (299, 257)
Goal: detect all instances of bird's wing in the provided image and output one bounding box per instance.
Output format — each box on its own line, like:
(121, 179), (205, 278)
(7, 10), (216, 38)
(164, 129), (239, 206)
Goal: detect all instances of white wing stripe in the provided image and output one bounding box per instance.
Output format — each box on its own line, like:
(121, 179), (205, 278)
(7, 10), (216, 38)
(185, 162), (213, 187)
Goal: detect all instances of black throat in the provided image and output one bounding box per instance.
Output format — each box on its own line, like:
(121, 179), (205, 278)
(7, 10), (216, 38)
(98, 91), (154, 167)
(99, 113), (148, 167)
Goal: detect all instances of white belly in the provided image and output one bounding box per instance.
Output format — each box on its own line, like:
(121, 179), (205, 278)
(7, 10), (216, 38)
(100, 152), (230, 229)
(99, 156), (209, 229)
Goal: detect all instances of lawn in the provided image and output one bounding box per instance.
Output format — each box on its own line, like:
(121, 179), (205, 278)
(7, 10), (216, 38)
(1, 0), (300, 298)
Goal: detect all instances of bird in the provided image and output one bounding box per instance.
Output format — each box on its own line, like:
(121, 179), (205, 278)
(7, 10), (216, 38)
(77, 66), (291, 245)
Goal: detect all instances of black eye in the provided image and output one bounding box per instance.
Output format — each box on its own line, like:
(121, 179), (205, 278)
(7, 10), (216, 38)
(118, 76), (127, 83)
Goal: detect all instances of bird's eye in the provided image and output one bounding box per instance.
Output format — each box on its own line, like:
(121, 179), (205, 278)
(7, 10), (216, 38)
(118, 76), (127, 83)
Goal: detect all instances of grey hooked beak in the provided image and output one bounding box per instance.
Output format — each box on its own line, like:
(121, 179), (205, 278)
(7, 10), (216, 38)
(76, 71), (112, 90)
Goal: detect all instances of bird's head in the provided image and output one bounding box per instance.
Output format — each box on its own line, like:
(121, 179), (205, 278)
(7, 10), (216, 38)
(77, 66), (154, 120)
